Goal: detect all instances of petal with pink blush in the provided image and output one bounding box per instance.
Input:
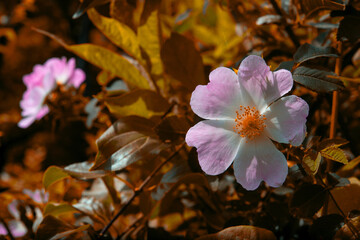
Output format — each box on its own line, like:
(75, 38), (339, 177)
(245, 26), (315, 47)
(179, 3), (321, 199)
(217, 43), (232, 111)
(233, 135), (288, 190)
(18, 115), (36, 128)
(238, 55), (270, 83)
(190, 67), (242, 120)
(237, 55), (270, 110)
(68, 68), (86, 88)
(36, 106), (49, 120)
(263, 70), (293, 105)
(264, 95), (309, 146)
(186, 119), (241, 175)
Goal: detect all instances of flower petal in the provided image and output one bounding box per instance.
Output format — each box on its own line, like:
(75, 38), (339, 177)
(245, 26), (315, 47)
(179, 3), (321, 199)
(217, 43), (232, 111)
(237, 55), (293, 110)
(190, 67), (242, 120)
(18, 115), (36, 128)
(237, 55), (269, 110)
(68, 68), (86, 88)
(263, 70), (293, 104)
(264, 95), (309, 146)
(186, 119), (240, 175)
(233, 135), (288, 190)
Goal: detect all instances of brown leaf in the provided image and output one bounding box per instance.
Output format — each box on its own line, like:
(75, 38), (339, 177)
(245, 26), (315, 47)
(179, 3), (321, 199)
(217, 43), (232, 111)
(161, 32), (206, 92)
(196, 225), (276, 240)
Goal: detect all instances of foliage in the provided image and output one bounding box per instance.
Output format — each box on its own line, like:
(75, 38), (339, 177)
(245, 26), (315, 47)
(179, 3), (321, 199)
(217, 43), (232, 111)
(1, 0), (360, 239)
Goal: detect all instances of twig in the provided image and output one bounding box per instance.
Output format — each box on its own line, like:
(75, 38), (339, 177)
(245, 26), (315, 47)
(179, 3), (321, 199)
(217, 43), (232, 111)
(330, 43), (342, 139)
(268, 0), (300, 48)
(98, 142), (185, 239)
(317, 176), (360, 239)
(327, 74), (360, 83)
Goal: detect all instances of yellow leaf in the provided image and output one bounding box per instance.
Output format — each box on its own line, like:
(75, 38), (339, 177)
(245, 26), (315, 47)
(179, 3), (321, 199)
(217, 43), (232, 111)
(104, 89), (170, 119)
(138, 10), (163, 76)
(43, 166), (70, 190)
(337, 155), (360, 176)
(96, 70), (115, 86)
(320, 146), (348, 164)
(33, 28), (152, 90)
(87, 9), (143, 64)
(303, 152), (322, 175)
(66, 44), (151, 90)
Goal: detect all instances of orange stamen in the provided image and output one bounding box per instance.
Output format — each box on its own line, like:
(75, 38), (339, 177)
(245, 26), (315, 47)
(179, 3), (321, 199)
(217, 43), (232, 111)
(233, 105), (266, 141)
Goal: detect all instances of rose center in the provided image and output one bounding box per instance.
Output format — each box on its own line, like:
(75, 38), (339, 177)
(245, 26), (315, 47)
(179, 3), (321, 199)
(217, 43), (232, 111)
(233, 106), (266, 141)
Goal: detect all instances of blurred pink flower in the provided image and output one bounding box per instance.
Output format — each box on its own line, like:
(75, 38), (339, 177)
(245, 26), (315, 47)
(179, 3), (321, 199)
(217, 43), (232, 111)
(23, 188), (49, 204)
(186, 55), (309, 190)
(45, 57), (85, 88)
(18, 57), (85, 128)
(0, 201), (27, 237)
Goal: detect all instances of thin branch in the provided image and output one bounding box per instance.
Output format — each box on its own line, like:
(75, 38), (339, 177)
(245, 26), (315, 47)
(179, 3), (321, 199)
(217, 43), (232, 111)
(317, 176), (360, 239)
(98, 142), (185, 239)
(330, 43), (342, 139)
(268, 0), (300, 48)
(327, 74), (360, 83)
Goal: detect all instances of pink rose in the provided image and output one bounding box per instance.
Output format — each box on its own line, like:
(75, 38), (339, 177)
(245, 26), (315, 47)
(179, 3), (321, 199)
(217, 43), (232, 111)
(18, 57), (86, 128)
(186, 55), (309, 190)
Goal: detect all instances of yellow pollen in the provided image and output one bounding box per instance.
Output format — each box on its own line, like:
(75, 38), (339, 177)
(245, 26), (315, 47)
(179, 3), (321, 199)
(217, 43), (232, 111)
(233, 105), (266, 141)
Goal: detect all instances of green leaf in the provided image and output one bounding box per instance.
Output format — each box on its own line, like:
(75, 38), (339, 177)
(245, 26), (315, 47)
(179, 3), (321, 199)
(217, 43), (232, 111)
(327, 173), (350, 188)
(43, 166), (70, 190)
(104, 89), (170, 119)
(92, 117), (168, 171)
(292, 66), (344, 92)
(100, 136), (167, 171)
(87, 8), (143, 63)
(72, 0), (110, 19)
(320, 145), (348, 164)
(161, 32), (206, 91)
(64, 161), (107, 179)
(275, 61), (294, 71)
(153, 173), (210, 217)
(299, 0), (344, 18)
(35, 215), (73, 240)
(138, 9), (163, 76)
(256, 15), (282, 25)
(102, 176), (121, 204)
(294, 43), (338, 64)
(290, 184), (328, 218)
(43, 203), (78, 217)
(317, 138), (348, 151)
(196, 225), (277, 240)
(48, 225), (90, 240)
(36, 215), (91, 240)
(303, 151), (322, 175)
(96, 116), (156, 149)
(155, 115), (190, 144)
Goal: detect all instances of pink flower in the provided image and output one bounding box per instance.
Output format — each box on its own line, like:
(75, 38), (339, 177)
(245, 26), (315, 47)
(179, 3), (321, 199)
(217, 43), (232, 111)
(186, 55), (309, 190)
(0, 201), (27, 237)
(45, 57), (85, 88)
(18, 65), (55, 128)
(18, 57), (86, 128)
